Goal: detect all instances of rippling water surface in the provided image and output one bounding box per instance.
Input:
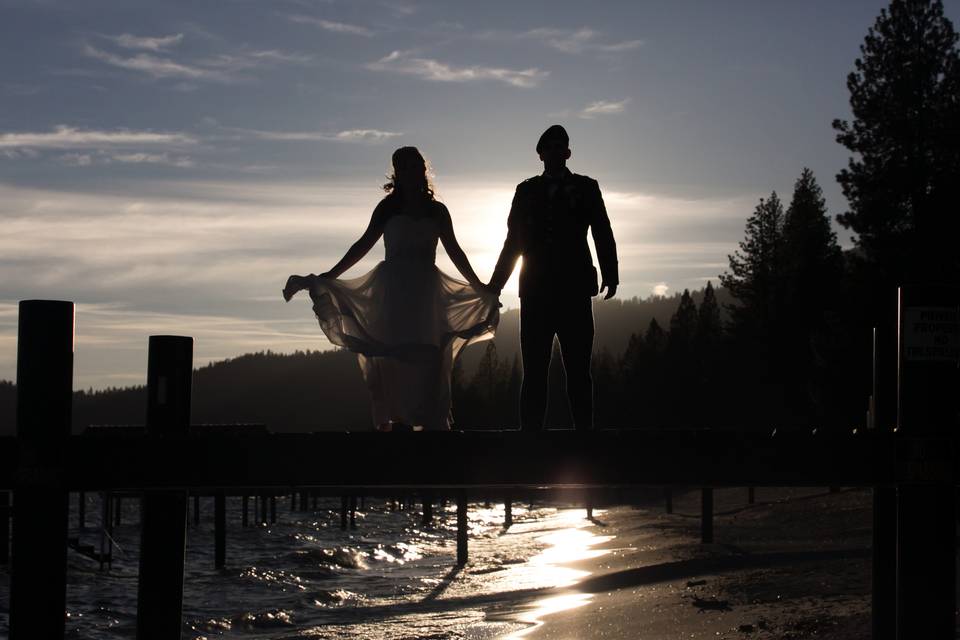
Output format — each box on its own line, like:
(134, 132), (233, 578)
(0, 493), (613, 639)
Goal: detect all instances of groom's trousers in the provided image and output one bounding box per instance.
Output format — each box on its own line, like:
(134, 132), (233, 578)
(519, 294), (594, 431)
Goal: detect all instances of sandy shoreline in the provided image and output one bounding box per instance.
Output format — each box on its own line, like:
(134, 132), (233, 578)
(494, 487), (874, 640)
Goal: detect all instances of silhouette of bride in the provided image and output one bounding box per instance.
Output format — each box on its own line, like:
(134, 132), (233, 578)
(284, 147), (499, 430)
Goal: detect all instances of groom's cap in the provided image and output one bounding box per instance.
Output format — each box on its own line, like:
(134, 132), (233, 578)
(536, 124), (569, 153)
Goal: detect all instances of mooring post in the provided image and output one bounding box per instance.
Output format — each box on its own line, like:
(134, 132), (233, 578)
(585, 489), (593, 520)
(214, 491), (226, 569)
(0, 491), (10, 564)
(456, 489), (468, 566)
(78, 490), (86, 529)
(136, 335), (192, 640)
(10, 300), (73, 640)
(349, 495), (357, 529)
(872, 325), (897, 640)
(421, 491), (433, 527)
(894, 285), (957, 639)
(701, 488), (714, 544)
(504, 491), (512, 529)
(241, 495), (249, 527)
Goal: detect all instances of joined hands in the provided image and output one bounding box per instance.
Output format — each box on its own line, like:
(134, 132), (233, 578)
(599, 281), (617, 300)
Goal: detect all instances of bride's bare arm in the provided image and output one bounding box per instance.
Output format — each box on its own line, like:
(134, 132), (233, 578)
(283, 201), (389, 301)
(323, 201), (390, 278)
(437, 204), (487, 291)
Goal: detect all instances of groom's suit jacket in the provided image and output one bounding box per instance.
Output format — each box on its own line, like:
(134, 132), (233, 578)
(491, 168), (618, 298)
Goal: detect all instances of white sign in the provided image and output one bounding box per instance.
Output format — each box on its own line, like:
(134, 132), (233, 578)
(903, 306), (959, 362)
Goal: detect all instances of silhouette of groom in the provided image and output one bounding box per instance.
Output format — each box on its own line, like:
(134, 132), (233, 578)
(489, 125), (619, 430)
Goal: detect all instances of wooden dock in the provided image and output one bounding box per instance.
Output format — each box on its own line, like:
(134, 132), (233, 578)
(0, 297), (955, 640)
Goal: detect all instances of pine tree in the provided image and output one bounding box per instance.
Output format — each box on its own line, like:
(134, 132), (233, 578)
(833, 0), (960, 280)
(695, 281), (723, 353)
(777, 169), (846, 422)
(668, 289), (698, 356)
(720, 192), (785, 340)
(644, 318), (667, 354)
(782, 169), (843, 313)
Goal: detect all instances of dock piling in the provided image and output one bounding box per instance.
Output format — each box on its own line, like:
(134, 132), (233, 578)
(9, 300), (74, 640)
(78, 490), (86, 529)
(0, 491), (9, 564)
(136, 335), (192, 640)
(214, 491), (226, 569)
(456, 490), (468, 565)
(894, 285), (958, 638)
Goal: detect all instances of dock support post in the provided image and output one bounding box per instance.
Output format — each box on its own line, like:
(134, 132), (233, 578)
(10, 300), (73, 640)
(456, 490), (468, 566)
(0, 491), (9, 564)
(270, 495), (277, 524)
(701, 488), (713, 544)
(422, 491), (433, 527)
(664, 487), (673, 514)
(873, 486), (896, 640)
(340, 495), (348, 530)
(115, 495), (123, 527)
(78, 491), (86, 529)
(894, 285), (957, 639)
(241, 495), (249, 527)
(504, 492), (512, 529)
(214, 491), (226, 569)
(193, 494), (200, 524)
(585, 490), (593, 520)
(136, 335), (192, 640)
(259, 493), (267, 524)
(349, 495), (357, 529)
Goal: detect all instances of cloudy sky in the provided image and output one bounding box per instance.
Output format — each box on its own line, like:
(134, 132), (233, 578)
(3, 0), (953, 389)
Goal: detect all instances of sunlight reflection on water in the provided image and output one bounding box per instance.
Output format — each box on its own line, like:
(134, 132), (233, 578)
(497, 508), (613, 638)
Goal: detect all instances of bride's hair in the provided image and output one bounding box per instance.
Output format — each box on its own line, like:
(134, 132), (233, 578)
(383, 146), (436, 200)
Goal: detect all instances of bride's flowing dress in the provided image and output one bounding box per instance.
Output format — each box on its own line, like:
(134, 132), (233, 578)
(309, 212), (499, 430)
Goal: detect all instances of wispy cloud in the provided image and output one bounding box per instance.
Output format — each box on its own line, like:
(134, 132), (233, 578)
(241, 128), (402, 143)
(0, 125), (197, 149)
(57, 153), (94, 166)
(288, 15), (374, 37)
(475, 27), (641, 55)
(83, 36), (310, 83)
(579, 98), (630, 119)
(367, 51), (547, 88)
(524, 27), (642, 54)
(83, 43), (229, 81)
(202, 49), (313, 72)
(111, 152), (195, 168)
(103, 33), (184, 51)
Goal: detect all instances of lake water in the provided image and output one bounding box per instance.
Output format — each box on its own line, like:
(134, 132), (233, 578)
(0, 492), (615, 639)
